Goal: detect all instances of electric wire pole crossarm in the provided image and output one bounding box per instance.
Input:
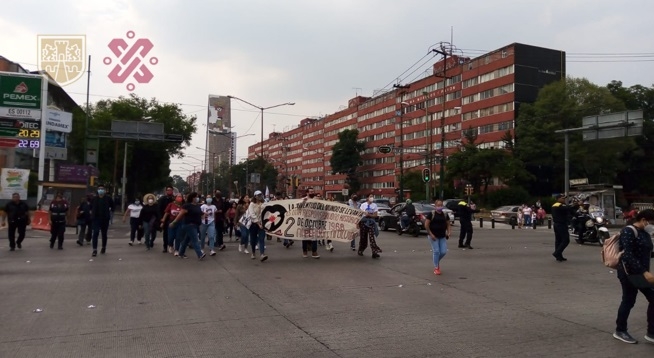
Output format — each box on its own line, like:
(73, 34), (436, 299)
(226, 95), (295, 173)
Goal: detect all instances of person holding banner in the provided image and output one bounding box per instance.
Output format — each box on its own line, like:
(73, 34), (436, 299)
(247, 191), (268, 262)
(236, 195), (251, 254)
(358, 194), (382, 259)
(347, 194), (359, 251)
(301, 188), (320, 258)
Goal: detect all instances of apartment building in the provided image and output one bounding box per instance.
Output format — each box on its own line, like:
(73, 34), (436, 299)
(249, 43), (566, 199)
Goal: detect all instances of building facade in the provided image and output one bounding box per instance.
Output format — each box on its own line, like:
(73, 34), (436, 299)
(248, 43), (566, 200)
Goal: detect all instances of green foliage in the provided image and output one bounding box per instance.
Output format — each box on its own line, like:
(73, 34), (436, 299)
(330, 129), (366, 193)
(486, 187), (530, 209)
(229, 158), (278, 196)
(446, 129), (531, 199)
(67, 94), (196, 200)
(171, 175), (189, 193)
(515, 77), (630, 195)
(403, 169), (428, 201)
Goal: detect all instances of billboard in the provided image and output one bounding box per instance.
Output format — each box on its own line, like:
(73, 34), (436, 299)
(207, 95), (233, 172)
(207, 95), (231, 131)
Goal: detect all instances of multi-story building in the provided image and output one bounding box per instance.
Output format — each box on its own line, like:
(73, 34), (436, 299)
(248, 43), (566, 200)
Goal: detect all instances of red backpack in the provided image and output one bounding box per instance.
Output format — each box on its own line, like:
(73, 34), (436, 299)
(601, 226), (637, 269)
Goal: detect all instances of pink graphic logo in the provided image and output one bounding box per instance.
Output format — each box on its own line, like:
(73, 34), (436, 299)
(103, 31), (158, 92)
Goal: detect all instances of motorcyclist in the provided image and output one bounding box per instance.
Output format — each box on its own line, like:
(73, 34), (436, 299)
(574, 201), (591, 238)
(399, 199), (416, 231)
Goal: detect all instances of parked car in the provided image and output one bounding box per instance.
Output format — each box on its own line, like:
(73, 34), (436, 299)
(490, 205), (521, 224)
(378, 203), (436, 232)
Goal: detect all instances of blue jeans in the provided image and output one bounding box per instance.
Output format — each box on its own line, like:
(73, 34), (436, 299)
(249, 224), (265, 255)
(524, 215), (532, 226)
(168, 224), (181, 251)
(401, 215), (410, 229)
(200, 221), (216, 250)
(178, 223), (203, 258)
(428, 236), (447, 268)
(143, 220), (157, 248)
(239, 224), (249, 247)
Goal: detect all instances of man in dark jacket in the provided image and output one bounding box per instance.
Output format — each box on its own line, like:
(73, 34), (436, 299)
(90, 184), (114, 256)
(213, 190), (230, 251)
(551, 194), (574, 261)
(49, 192), (69, 249)
(158, 186), (175, 253)
(2, 193), (30, 251)
(76, 194), (93, 246)
(458, 200), (480, 249)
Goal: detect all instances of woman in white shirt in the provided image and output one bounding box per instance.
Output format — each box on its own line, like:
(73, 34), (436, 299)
(200, 195), (218, 256)
(246, 191), (267, 262)
(122, 197), (143, 245)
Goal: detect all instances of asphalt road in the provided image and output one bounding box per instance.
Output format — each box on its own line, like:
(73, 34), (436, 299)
(0, 221), (652, 357)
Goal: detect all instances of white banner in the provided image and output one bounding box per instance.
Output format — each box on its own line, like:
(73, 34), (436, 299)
(0, 168), (30, 199)
(46, 109), (73, 133)
(261, 199), (363, 242)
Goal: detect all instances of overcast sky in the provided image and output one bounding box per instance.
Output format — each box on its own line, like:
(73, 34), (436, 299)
(2, 0), (653, 179)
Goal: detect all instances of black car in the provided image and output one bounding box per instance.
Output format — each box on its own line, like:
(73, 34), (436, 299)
(378, 203), (435, 232)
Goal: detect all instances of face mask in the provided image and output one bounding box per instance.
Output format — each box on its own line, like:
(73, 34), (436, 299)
(175, 198), (183, 203)
(194, 197), (200, 203)
(368, 197), (373, 203)
(135, 200), (140, 205)
(308, 194), (315, 198)
(148, 199), (154, 204)
(435, 206), (443, 212)
(206, 198), (212, 204)
(97, 189), (105, 195)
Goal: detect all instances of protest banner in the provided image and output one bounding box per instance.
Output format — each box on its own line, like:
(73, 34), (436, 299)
(261, 199), (363, 242)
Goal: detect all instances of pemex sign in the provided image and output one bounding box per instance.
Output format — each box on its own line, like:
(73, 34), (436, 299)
(0, 73), (42, 120)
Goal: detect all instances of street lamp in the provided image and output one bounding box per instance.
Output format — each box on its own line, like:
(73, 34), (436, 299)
(227, 95), (295, 173)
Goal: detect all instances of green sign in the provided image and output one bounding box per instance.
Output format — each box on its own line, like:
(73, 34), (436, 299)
(0, 73), (42, 109)
(0, 127), (19, 137)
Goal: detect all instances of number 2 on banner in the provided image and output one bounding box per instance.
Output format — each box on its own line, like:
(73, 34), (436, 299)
(284, 217), (295, 238)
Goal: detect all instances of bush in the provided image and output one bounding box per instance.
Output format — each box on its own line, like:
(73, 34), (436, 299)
(487, 187), (530, 209)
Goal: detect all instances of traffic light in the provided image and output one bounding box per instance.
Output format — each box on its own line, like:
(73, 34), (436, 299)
(465, 184), (474, 196)
(422, 168), (431, 183)
(295, 176), (300, 187)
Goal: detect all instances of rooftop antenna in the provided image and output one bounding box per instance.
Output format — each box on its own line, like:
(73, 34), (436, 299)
(352, 87), (362, 96)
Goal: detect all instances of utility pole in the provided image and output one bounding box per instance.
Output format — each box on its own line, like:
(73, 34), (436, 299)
(422, 90), (430, 200)
(393, 84), (410, 201)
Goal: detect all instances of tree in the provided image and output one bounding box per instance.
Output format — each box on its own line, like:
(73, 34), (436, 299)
(171, 175), (189, 193)
(229, 158), (278, 197)
(68, 94), (196, 200)
(330, 129), (366, 194)
(608, 81), (654, 195)
(515, 77), (629, 195)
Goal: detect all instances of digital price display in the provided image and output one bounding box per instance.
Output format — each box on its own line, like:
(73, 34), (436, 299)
(17, 129), (40, 148)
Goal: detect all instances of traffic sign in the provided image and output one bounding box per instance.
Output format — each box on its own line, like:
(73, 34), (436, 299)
(378, 145), (392, 154)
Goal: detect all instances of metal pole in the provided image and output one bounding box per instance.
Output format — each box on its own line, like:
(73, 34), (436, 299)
(564, 132), (569, 196)
(424, 92), (430, 200)
(399, 109), (404, 201)
(121, 142), (127, 213)
(439, 50), (447, 200)
(260, 108), (264, 173)
(83, 55), (91, 166)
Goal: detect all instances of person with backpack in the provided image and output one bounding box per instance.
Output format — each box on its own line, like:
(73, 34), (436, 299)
(612, 209), (654, 344)
(424, 199), (451, 275)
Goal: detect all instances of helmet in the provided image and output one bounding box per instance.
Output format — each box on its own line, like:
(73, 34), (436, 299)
(406, 199), (412, 204)
(459, 201), (467, 206)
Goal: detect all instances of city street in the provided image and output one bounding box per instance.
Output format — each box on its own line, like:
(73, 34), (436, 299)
(0, 221), (652, 357)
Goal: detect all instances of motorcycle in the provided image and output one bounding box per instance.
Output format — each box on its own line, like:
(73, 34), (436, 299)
(397, 214), (421, 237)
(571, 210), (609, 245)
